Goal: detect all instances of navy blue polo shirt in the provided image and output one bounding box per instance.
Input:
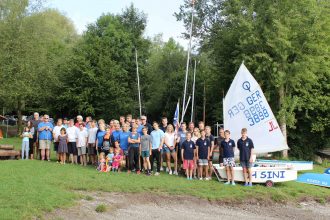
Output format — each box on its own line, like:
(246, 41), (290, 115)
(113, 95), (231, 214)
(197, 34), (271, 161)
(182, 140), (195, 160)
(237, 137), (254, 161)
(221, 139), (235, 158)
(196, 138), (210, 160)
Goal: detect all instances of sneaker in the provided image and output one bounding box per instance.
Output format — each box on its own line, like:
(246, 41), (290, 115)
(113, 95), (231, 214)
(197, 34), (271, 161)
(146, 172), (151, 176)
(199, 178), (203, 180)
(189, 177), (193, 180)
(166, 167), (169, 172)
(205, 177), (210, 181)
(173, 171), (178, 175)
(187, 177), (190, 180)
(137, 170), (141, 175)
(154, 172), (160, 176)
(169, 170), (172, 175)
(244, 183), (249, 186)
(224, 181), (231, 185)
(160, 167), (164, 171)
(249, 183), (253, 187)
(231, 182), (236, 186)
(193, 176), (197, 179)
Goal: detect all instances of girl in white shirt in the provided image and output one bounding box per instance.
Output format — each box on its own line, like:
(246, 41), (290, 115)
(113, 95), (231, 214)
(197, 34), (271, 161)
(164, 124), (178, 175)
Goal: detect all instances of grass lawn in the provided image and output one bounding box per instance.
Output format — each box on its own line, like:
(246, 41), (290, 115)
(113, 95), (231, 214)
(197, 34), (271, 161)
(0, 137), (330, 220)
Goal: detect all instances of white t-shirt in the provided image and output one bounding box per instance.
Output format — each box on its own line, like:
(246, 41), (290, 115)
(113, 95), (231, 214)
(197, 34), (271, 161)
(164, 132), (176, 147)
(77, 129), (88, 147)
(66, 126), (79, 142)
(53, 125), (64, 142)
(88, 127), (98, 144)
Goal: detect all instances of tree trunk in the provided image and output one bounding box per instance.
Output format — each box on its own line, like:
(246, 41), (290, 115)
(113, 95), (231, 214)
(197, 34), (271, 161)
(279, 84), (288, 158)
(17, 99), (23, 134)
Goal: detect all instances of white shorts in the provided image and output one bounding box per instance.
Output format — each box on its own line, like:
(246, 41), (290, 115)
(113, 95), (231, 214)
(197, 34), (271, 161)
(77, 146), (87, 156)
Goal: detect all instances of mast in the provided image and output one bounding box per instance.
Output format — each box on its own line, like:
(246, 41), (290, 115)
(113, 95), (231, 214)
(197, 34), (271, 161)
(181, 0), (195, 122)
(135, 48), (142, 117)
(190, 60), (197, 122)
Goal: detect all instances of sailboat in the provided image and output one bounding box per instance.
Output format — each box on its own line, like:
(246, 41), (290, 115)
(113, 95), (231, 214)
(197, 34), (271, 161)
(214, 63), (300, 186)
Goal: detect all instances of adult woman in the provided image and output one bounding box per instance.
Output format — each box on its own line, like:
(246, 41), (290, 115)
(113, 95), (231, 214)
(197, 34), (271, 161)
(164, 124), (178, 175)
(27, 121), (35, 160)
(95, 123), (106, 157)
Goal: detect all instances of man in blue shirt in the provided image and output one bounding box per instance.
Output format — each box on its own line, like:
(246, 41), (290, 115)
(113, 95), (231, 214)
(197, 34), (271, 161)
(150, 121), (165, 175)
(119, 123), (131, 169)
(237, 128), (254, 186)
(221, 130), (236, 185)
(37, 114), (54, 161)
(111, 122), (122, 147)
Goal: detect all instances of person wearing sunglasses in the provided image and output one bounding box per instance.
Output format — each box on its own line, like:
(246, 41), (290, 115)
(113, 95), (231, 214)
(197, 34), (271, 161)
(37, 114), (54, 161)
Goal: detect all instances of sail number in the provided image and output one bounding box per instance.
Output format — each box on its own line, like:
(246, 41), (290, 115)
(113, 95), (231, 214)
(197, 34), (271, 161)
(227, 90), (270, 126)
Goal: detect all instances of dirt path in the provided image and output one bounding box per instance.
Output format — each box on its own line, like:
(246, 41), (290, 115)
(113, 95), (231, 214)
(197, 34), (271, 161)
(44, 192), (330, 220)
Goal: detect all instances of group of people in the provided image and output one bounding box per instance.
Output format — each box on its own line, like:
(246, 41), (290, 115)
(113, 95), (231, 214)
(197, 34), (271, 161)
(21, 112), (255, 186)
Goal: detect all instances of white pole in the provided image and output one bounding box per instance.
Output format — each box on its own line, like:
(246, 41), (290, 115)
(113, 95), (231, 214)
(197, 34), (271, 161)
(182, 1), (195, 122)
(191, 60), (197, 122)
(135, 48), (142, 117)
(181, 95), (191, 124)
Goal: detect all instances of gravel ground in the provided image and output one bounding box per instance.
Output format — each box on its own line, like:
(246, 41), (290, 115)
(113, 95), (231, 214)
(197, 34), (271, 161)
(43, 192), (330, 220)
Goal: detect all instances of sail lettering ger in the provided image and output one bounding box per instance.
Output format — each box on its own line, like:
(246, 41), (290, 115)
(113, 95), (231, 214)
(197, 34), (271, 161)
(227, 89), (270, 126)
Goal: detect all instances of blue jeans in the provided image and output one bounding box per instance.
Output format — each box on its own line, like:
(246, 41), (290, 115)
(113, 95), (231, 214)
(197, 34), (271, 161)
(22, 141), (29, 159)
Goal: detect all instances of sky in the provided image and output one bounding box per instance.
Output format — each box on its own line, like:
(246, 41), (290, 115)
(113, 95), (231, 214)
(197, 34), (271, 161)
(47, 0), (189, 47)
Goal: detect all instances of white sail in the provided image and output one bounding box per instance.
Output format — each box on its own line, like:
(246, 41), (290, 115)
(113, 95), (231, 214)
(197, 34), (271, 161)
(223, 63), (288, 154)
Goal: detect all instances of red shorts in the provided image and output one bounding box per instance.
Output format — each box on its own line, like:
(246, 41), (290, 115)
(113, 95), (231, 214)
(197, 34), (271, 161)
(183, 160), (194, 170)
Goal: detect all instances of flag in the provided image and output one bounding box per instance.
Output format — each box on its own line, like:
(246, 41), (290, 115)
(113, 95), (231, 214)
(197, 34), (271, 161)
(173, 101), (180, 134)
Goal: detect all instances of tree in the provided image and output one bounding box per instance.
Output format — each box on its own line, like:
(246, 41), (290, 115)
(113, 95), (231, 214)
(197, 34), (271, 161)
(0, 0), (77, 131)
(176, 0), (330, 159)
(55, 5), (150, 120)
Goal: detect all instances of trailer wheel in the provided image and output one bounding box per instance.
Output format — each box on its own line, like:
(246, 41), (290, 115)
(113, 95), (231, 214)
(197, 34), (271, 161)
(265, 180), (274, 187)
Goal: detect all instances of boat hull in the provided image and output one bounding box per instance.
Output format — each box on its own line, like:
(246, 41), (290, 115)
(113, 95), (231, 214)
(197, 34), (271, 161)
(213, 164), (297, 183)
(255, 159), (313, 171)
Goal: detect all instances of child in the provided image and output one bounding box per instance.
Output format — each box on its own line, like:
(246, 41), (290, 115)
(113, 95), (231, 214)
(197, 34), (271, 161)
(97, 152), (106, 172)
(128, 125), (141, 174)
(112, 147), (122, 172)
(21, 127), (32, 160)
(77, 123), (88, 166)
(181, 132), (196, 180)
(106, 148), (115, 169)
(140, 127), (152, 175)
(196, 130), (210, 180)
(164, 124), (178, 175)
(237, 128), (254, 186)
(221, 130), (236, 185)
(58, 128), (68, 164)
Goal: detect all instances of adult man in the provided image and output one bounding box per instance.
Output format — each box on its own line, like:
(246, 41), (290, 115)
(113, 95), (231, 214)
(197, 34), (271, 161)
(75, 115), (85, 128)
(216, 128), (225, 166)
(205, 126), (215, 177)
(53, 118), (64, 163)
(119, 116), (126, 127)
(150, 121), (165, 175)
(67, 119), (79, 164)
(188, 122), (195, 133)
(160, 117), (168, 133)
(126, 114), (132, 126)
(237, 128), (254, 186)
(141, 115), (152, 134)
(198, 121), (205, 131)
(32, 112), (41, 159)
(119, 123), (131, 169)
(37, 114), (54, 161)
(63, 117), (69, 129)
(85, 116), (92, 130)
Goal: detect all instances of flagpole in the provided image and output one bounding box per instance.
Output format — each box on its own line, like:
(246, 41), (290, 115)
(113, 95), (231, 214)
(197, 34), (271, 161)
(135, 48), (142, 117)
(181, 0), (195, 122)
(191, 60), (197, 123)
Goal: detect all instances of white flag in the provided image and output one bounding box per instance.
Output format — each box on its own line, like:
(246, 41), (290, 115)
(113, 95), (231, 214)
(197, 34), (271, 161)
(223, 63), (288, 154)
